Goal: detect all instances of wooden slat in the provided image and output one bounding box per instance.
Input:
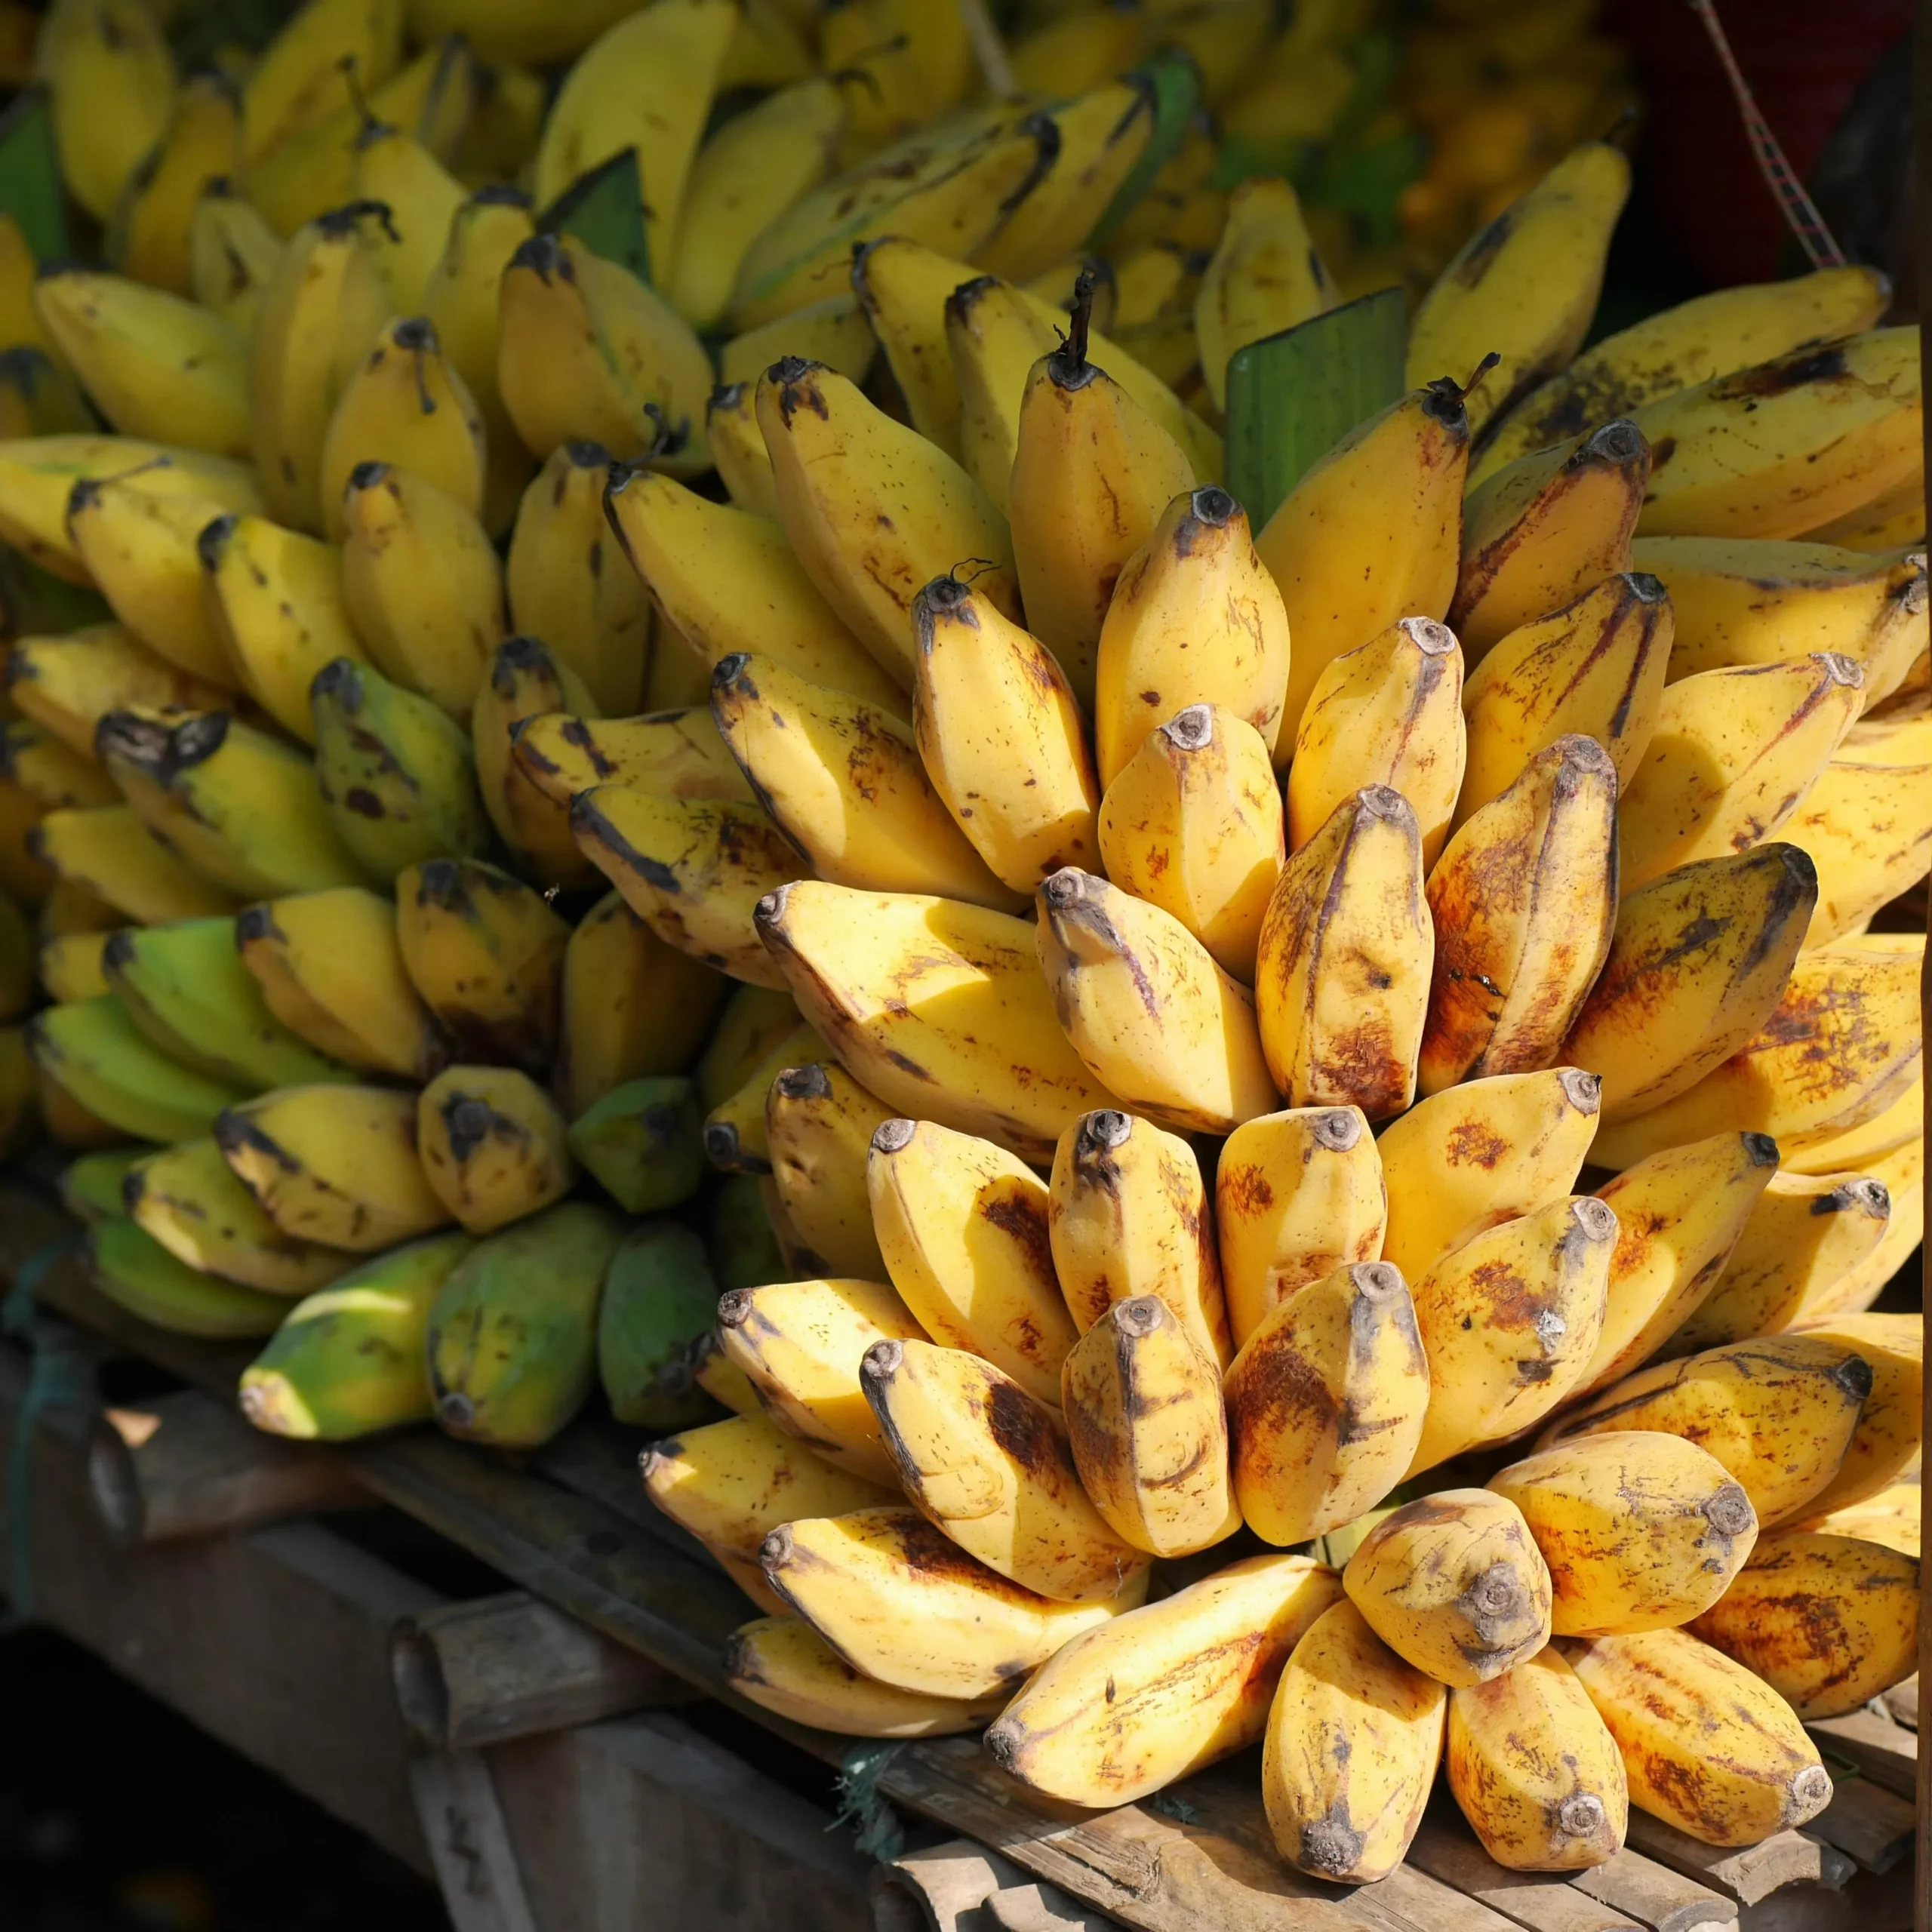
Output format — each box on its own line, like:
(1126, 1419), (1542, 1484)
(1567, 1851), (1737, 1932)
(1404, 1819), (1643, 1932)
(408, 1751), (541, 1932)
(1809, 1711), (1918, 1802)
(1621, 1816), (1854, 1907)
(1804, 1778), (1917, 1875)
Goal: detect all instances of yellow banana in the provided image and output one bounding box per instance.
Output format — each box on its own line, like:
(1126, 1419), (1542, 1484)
(8, 623), (226, 757)
(1263, 1598), (1447, 1884)
(1253, 786), (1431, 1119)
(238, 1230), (474, 1439)
(1476, 263), (1894, 481)
(701, 1017), (824, 1174)
(1562, 1627), (1832, 1846)
(339, 462), (505, 719)
(29, 993), (245, 1143)
(1782, 754), (1932, 946)
(217, 1082), (450, 1253)
(717, 291), (878, 390)
(87, 1216), (287, 1338)
(1559, 845), (1816, 1125)
(1214, 1106), (1386, 1348)
(1225, 1261), (1429, 1546)
(867, 1115), (1079, 1410)
(1047, 1108), (1230, 1366)
(42, 0), (176, 223)
(1097, 703), (1284, 983)
(1408, 1195), (1618, 1474)
(1488, 1430), (1758, 1637)
(109, 72), (244, 297)
(764, 1063), (891, 1280)
(399, 0), (632, 65)
(1786, 1312), (1921, 1515)
(1796, 1481), (1919, 1556)
(1631, 328), (1922, 540)
(1537, 1334), (1874, 1527)
(1407, 142), (1630, 438)
(416, 1063), (574, 1234)
(1798, 1135), (1922, 1312)
(1423, 737), (1619, 1091)
(1287, 617), (1466, 866)
(426, 1202), (627, 1447)
(756, 879), (1121, 1163)
(38, 931), (114, 1004)
(515, 705), (754, 815)
(240, 0), (403, 162)
(1378, 1066), (1601, 1287)
(943, 272), (1061, 516)
(469, 635), (601, 891)
(32, 804), (241, 924)
(235, 888), (449, 1081)
(988, 1553), (1342, 1806)
(1343, 1489), (1554, 1685)
(696, 982), (803, 1111)
(1451, 422), (1653, 660)
(704, 382), (777, 518)
(0, 349), (91, 441)
(346, 115), (466, 316)
(2, 724), (116, 812)
(186, 182), (285, 335)
(1193, 174), (1335, 411)
(1060, 1294), (1241, 1559)
(553, 890), (726, 1118)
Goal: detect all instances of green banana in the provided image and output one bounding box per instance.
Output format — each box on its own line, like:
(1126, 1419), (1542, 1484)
(566, 1075), (706, 1214)
(88, 1215), (288, 1337)
(29, 995), (248, 1144)
(598, 1220), (724, 1430)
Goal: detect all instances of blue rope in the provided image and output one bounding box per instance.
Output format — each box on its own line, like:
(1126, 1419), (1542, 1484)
(830, 1741), (906, 1863)
(5, 1235), (92, 1629)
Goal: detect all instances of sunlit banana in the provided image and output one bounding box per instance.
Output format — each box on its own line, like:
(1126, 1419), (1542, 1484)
(1786, 1312), (1922, 1515)
(700, 1017), (823, 1174)
(1778, 754), (1932, 947)
(763, 1063), (891, 1280)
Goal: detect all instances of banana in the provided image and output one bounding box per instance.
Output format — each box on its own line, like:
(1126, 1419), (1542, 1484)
(1253, 786), (1431, 1119)
(310, 657), (488, 881)
(240, 0), (403, 161)
(1060, 1294), (1241, 1558)
(709, 1171), (790, 1294)
(1560, 845), (1816, 1126)
(1263, 1598), (1447, 1884)
(238, 1230), (473, 1438)
(1779, 755), (1932, 947)
(107, 69), (243, 296)
(318, 317), (488, 541)
(597, 1222), (723, 1431)
(88, 1216), (288, 1338)
(62, 1149), (154, 1225)
(714, 1275), (930, 1486)
(1786, 1312), (1921, 1515)
(0, 347), (92, 439)
(1798, 1481), (1920, 1556)
(495, 235), (713, 475)
(1616, 654), (1863, 894)
(757, 357), (1019, 691)
(63, 478), (245, 685)
(1631, 328), (1923, 540)
(1193, 174), (1335, 411)
(553, 891), (726, 1118)
(2, 724), (116, 813)
(764, 1063), (891, 1279)
(29, 994), (245, 1143)
(1688, 1529), (1918, 1721)
(1588, 944), (1923, 1168)
(725, 1615), (1002, 1739)
(1408, 1195), (1618, 1474)
(710, 651), (1016, 910)
(989, 1552), (1342, 1805)
(602, 466), (905, 715)
(1287, 617), (1466, 866)
(1378, 1067), (1601, 1287)
(755, 880), (1121, 1163)
(1036, 866), (1278, 1136)
(1451, 423), (1653, 660)
(37, 1056), (125, 1150)
(944, 273), (1065, 516)
(704, 383), (777, 518)
(186, 183), (285, 335)
(1537, 1334), (1874, 1527)
(568, 1076), (704, 1215)
(33, 805), (241, 924)
(1489, 1431), (1758, 1637)
(718, 292), (878, 392)
(867, 1115), (1079, 1409)
(570, 784), (807, 988)
(470, 636), (601, 891)
(1476, 263), (1894, 481)
(697, 983), (803, 1110)
(1563, 1626), (1832, 1845)
(1801, 1137), (1922, 1314)
(416, 1063), (574, 1235)
(1422, 739), (1619, 1091)
(1009, 6), (1150, 95)
(198, 512), (368, 744)
(102, 915), (348, 1091)
(503, 441), (650, 715)
(701, 1018), (824, 1174)
(42, 0), (176, 223)
(1447, 1648), (1628, 1871)
(38, 931), (114, 1004)
(862, 1337), (1149, 1601)
(1047, 1109), (1229, 1366)
(1809, 476), (1926, 552)
(1669, 1174), (1893, 1354)
(760, 1503), (1144, 1701)
(32, 269), (248, 457)
(392, 857), (565, 1075)
(8, 624), (226, 758)
(1784, 1064), (1923, 1177)
(126, 1134), (349, 1295)
(348, 116), (466, 316)
(1577, 1132), (1780, 1395)
(1344, 1490), (1554, 1685)
(338, 463), (504, 719)
(426, 1201), (627, 1447)
(1225, 1261), (1429, 1547)
(1407, 143), (1629, 438)
(400, 0), (632, 65)
(248, 202), (395, 533)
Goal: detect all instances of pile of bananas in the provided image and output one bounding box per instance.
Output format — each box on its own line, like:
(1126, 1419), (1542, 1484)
(0, 0), (1924, 1892)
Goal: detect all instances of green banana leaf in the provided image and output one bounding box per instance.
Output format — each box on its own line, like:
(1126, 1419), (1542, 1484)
(0, 91), (69, 265)
(1084, 48), (1203, 252)
(539, 147), (651, 286)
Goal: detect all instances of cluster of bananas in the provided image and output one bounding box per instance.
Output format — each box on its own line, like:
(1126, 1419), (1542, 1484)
(0, 0), (1924, 1893)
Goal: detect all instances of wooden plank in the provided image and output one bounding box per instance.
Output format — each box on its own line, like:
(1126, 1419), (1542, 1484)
(1404, 1819), (1644, 1932)
(1567, 1851), (1737, 1932)
(1808, 1712), (1918, 1802)
(1880, 1677), (1916, 1728)
(392, 1592), (684, 1752)
(1803, 1779), (1916, 1875)
(873, 1839), (1032, 1931)
(408, 1750), (541, 1932)
(1622, 1817), (1854, 1908)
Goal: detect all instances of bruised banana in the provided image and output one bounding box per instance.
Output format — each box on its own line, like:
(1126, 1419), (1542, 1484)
(1787, 1311), (1922, 1515)
(568, 1078), (706, 1219)
(512, 707), (754, 811)
(416, 1064), (575, 1235)
(1782, 754), (1932, 947)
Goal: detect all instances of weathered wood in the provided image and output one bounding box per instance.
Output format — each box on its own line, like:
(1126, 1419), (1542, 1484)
(1622, 1819), (1854, 1908)
(1404, 1819), (1643, 1932)
(1881, 1677), (1916, 1729)
(983, 1881), (1118, 1930)
(392, 1591), (683, 1751)
(409, 1749), (541, 1932)
(1364, 1864), (1552, 1932)
(1804, 1779), (1916, 1875)
(1567, 1851), (1737, 1932)
(488, 1709), (874, 1932)
(1808, 1712), (1918, 1802)
(88, 1387), (368, 1545)
(872, 1840), (1032, 1932)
